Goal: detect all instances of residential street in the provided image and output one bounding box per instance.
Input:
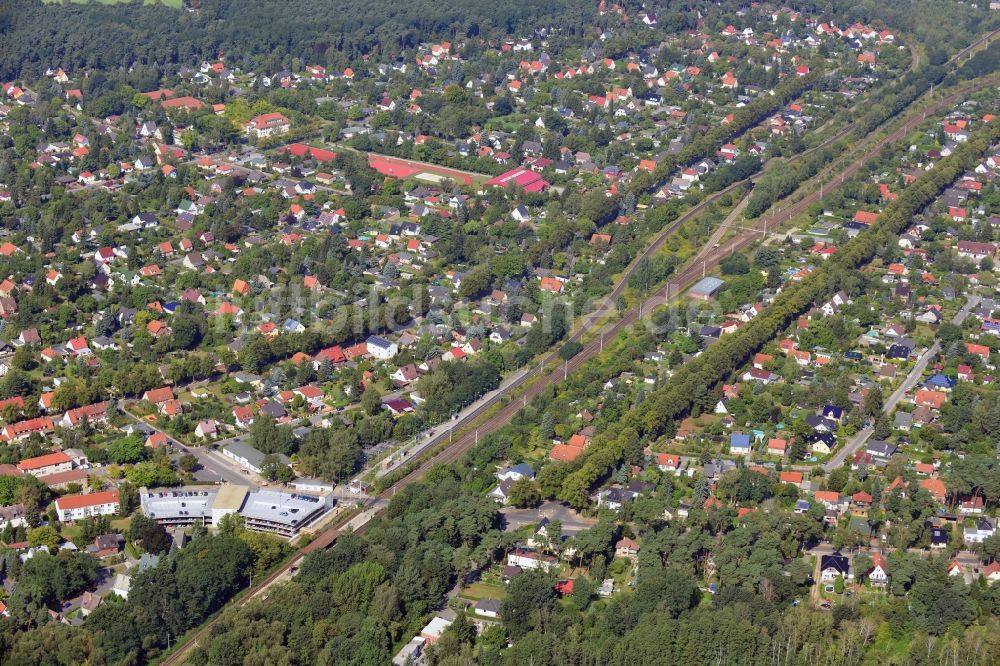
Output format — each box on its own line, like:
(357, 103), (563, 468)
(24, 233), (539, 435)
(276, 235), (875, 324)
(823, 295), (981, 471)
(119, 405), (256, 487)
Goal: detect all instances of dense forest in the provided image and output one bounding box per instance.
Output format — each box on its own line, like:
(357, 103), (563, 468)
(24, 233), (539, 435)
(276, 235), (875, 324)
(0, 0), (994, 82)
(136, 468), (1000, 666)
(0, 0), (594, 80)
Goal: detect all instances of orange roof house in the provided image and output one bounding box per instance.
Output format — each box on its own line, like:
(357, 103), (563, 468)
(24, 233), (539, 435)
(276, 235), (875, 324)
(780, 471), (803, 485)
(767, 438), (787, 455)
(549, 443), (584, 462)
(539, 276), (563, 293)
(17, 452), (71, 473)
(161, 96), (204, 111)
(854, 211), (879, 225)
(915, 389), (947, 409)
(920, 478), (947, 502)
(142, 387), (175, 404)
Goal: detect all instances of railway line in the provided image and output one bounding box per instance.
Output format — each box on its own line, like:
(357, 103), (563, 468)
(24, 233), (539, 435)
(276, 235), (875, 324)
(157, 29), (1000, 664)
(377, 75), (1000, 499)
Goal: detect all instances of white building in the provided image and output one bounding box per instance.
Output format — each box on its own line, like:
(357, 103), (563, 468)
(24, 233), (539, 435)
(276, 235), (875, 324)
(965, 518), (996, 544)
(222, 441), (289, 475)
(245, 112), (290, 139)
(365, 335), (398, 360)
(507, 548), (558, 572)
(54, 489), (120, 522)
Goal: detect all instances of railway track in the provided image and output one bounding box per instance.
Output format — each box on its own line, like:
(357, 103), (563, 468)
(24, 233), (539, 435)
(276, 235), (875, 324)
(157, 29), (1000, 665)
(377, 74), (1000, 499)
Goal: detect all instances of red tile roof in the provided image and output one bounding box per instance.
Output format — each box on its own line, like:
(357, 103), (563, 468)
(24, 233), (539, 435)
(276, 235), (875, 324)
(55, 489), (119, 511)
(17, 451), (71, 471)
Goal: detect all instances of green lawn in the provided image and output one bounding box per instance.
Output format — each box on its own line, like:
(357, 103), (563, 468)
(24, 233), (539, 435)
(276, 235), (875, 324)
(43, 0), (183, 6)
(459, 582), (507, 601)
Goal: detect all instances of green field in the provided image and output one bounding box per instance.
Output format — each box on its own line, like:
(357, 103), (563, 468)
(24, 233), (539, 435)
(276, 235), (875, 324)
(43, 0), (183, 7)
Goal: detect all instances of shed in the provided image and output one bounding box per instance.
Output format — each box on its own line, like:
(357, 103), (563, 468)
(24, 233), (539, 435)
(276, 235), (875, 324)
(689, 276), (725, 300)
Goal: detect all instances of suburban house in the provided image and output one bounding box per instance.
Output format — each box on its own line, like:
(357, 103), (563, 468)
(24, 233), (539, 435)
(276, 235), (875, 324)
(868, 552), (889, 587)
(17, 452), (73, 477)
(729, 433), (752, 455)
(366, 335), (399, 360)
(507, 548), (558, 572)
(615, 537), (640, 560)
(965, 517), (996, 544)
(819, 551), (851, 583)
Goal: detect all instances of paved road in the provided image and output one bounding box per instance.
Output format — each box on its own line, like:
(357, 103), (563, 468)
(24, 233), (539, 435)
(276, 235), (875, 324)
(823, 296), (980, 471)
(500, 501), (598, 535)
(119, 404), (254, 487)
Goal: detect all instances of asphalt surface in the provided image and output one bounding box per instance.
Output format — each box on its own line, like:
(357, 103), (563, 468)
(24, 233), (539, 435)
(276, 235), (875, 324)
(501, 501), (598, 535)
(119, 406), (255, 487)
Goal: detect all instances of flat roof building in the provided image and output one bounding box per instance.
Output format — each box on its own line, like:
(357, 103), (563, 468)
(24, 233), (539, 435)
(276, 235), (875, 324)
(240, 489), (330, 538)
(138, 483), (330, 538)
(139, 487), (217, 527)
(212, 484), (250, 526)
(689, 276), (725, 300)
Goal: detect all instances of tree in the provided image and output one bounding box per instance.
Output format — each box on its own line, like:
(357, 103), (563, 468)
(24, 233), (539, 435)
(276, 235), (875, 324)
(458, 264), (492, 299)
(979, 532), (1000, 560)
(544, 519), (562, 552)
(754, 246), (780, 269)
(559, 340), (582, 360)
(106, 435), (146, 464)
(250, 416), (296, 455)
(790, 437), (808, 461)
(493, 97), (513, 116)
(128, 512), (171, 554)
(27, 525), (60, 552)
(873, 413), (892, 440)
(500, 569), (556, 637)
(298, 428), (360, 482)
(540, 412), (554, 442)
(126, 462), (179, 488)
(854, 554), (873, 584)
(827, 466), (849, 493)
(569, 576), (593, 610)
(508, 478), (542, 508)
(615, 295), (627, 316)
(179, 453), (198, 473)
(864, 386), (884, 417)
(217, 512), (246, 537)
(720, 253), (749, 275)
(361, 387), (382, 416)
(635, 566), (698, 618)
(261, 455), (294, 483)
